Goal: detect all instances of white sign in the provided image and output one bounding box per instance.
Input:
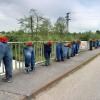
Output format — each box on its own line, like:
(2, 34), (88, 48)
(80, 41), (88, 50)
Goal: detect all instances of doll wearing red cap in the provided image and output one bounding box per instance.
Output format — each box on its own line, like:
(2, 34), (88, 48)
(0, 36), (8, 43)
(44, 41), (52, 66)
(25, 42), (33, 46)
(23, 41), (35, 73)
(0, 36), (13, 82)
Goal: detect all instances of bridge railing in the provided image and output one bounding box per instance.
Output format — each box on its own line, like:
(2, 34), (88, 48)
(0, 41), (89, 75)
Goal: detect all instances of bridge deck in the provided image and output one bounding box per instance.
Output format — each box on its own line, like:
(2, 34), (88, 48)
(0, 49), (100, 100)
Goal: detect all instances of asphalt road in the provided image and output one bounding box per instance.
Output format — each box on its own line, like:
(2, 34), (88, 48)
(34, 55), (100, 100)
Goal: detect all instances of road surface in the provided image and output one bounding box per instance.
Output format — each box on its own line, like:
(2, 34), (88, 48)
(33, 55), (100, 100)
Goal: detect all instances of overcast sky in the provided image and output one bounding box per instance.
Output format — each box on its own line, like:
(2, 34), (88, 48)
(0, 0), (100, 32)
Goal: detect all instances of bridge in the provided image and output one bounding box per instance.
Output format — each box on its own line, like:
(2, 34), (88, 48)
(34, 52), (100, 100)
(0, 41), (100, 100)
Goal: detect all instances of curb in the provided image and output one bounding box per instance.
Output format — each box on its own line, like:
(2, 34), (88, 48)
(23, 53), (100, 100)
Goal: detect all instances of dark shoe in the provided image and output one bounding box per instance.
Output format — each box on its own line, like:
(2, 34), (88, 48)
(25, 67), (30, 73)
(2, 77), (13, 83)
(45, 64), (49, 66)
(56, 60), (60, 62)
(6, 78), (13, 83)
(61, 59), (64, 61)
(2, 77), (7, 81)
(30, 67), (35, 72)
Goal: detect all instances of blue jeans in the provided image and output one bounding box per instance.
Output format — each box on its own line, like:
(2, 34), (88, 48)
(67, 47), (72, 59)
(96, 40), (99, 48)
(63, 46), (71, 59)
(93, 41), (96, 47)
(71, 44), (76, 56)
(44, 52), (51, 66)
(75, 43), (80, 54)
(0, 42), (13, 79)
(23, 47), (35, 70)
(56, 43), (64, 61)
(44, 44), (51, 66)
(99, 41), (100, 47)
(89, 41), (93, 50)
(63, 46), (68, 59)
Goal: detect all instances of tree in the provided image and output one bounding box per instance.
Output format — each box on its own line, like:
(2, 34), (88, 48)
(39, 18), (52, 35)
(18, 9), (45, 36)
(54, 17), (66, 34)
(96, 30), (100, 34)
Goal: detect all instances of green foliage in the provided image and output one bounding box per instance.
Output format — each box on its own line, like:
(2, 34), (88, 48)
(54, 17), (66, 34)
(3, 30), (100, 42)
(15, 8), (99, 41)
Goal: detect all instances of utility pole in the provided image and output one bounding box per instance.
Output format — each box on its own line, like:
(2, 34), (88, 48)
(30, 16), (34, 36)
(65, 12), (71, 33)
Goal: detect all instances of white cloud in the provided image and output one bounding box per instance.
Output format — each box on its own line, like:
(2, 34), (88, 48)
(0, 12), (7, 20)
(0, 0), (100, 32)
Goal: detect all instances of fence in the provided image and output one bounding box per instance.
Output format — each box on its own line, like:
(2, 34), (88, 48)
(0, 41), (89, 75)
